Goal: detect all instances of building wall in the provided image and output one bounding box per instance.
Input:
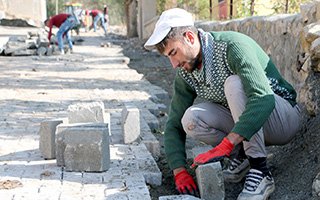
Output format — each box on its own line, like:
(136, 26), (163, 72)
(138, 0), (157, 39)
(0, 0), (46, 27)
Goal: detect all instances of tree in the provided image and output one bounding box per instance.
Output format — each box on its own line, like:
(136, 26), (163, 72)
(250, 0), (255, 16)
(272, 0), (309, 14)
(46, 0), (65, 17)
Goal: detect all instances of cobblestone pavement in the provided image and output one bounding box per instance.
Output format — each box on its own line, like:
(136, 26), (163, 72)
(0, 26), (168, 200)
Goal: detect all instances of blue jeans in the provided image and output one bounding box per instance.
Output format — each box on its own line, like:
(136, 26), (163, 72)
(57, 16), (77, 51)
(93, 13), (107, 34)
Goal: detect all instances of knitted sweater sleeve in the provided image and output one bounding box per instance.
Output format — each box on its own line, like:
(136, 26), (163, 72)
(227, 42), (275, 140)
(164, 72), (197, 170)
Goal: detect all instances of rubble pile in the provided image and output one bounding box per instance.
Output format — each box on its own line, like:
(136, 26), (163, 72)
(0, 30), (69, 56)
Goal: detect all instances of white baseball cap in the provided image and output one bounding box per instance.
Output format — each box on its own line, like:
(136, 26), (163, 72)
(144, 8), (194, 50)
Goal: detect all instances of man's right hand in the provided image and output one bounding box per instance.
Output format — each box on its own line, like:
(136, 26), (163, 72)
(174, 168), (199, 196)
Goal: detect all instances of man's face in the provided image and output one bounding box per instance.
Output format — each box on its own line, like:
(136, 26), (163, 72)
(163, 32), (200, 73)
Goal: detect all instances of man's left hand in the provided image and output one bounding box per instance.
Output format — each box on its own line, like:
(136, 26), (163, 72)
(192, 137), (234, 168)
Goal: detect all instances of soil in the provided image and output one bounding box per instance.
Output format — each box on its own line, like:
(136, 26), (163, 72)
(120, 34), (320, 200)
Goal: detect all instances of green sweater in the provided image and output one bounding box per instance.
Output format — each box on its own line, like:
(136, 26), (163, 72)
(164, 31), (297, 170)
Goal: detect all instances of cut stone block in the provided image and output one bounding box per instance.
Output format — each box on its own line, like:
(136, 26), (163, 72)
(39, 118), (65, 159)
(55, 123), (110, 172)
(36, 46), (47, 56)
(110, 143), (162, 186)
(36, 34), (50, 48)
(196, 162), (224, 200)
(11, 49), (37, 56)
(140, 116), (160, 158)
(0, 36), (9, 54)
(122, 105), (140, 144)
(140, 109), (159, 131)
(159, 195), (201, 200)
(67, 101), (105, 124)
(4, 40), (33, 55)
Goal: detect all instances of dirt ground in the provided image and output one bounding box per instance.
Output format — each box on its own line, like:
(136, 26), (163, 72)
(120, 34), (320, 200)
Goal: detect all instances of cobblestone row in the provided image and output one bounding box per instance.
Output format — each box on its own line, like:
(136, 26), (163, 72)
(0, 26), (168, 199)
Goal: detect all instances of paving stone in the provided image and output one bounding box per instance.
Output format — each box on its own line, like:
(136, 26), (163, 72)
(159, 195), (202, 200)
(67, 101), (106, 124)
(55, 123), (110, 172)
(122, 105), (140, 144)
(0, 36), (9, 54)
(196, 162), (224, 200)
(4, 40), (33, 55)
(140, 109), (159, 130)
(140, 115), (160, 158)
(39, 118), (65, 159)
(0, 26), (171, 199)
(37, 46), (47, 56)
(11, 49), (37, 56)
(36, 33), (50, 48)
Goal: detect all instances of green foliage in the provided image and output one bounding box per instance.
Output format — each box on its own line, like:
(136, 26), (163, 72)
(80, 0), (126, 25)
(157, 0), (167, 14)
(272, 0), (310, 14)
(46, 0), (126, 25)
(235, 0), (256, 18)
(106, 0), (126, 25)
(196, 0), (210, 20)
(156, 0), (210, 20)
(46, 0), (65, 18)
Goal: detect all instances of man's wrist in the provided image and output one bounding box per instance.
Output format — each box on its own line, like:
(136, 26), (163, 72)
(173, 167), (186, 176)
(226, 132), (244, 146)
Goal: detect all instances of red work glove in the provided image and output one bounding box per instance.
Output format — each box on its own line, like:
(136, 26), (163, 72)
(174, 169), (199, 196)
(192, 137), (234, 168)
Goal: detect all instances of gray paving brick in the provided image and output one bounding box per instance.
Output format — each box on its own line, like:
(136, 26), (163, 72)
(56, 123), (110, 172)
(196, 162), (225, 200)
(122, 105), (140, 144)
(67, 101), (105, 124)
(39, 118), (65, 159)
(159, 195), (201, 200)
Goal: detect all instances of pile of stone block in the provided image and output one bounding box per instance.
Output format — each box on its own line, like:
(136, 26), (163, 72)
(0, 30), (75, 56)
(39, 101), (161, 174)
(40, 101), (111, 172)
(0, 30), (53, 56)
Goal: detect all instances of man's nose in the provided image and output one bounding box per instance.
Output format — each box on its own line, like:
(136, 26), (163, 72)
(169, 57), (179, 69)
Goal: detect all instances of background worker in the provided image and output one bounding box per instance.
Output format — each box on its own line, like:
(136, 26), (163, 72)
(89, 9), (108, 35)
(45, 13), (78, 54)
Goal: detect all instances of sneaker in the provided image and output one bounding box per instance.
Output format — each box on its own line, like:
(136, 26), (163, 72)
(237, 169), (275, 200)
(223, 158), (250, 183)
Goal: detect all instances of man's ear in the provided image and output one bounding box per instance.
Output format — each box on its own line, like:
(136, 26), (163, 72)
(184, 31), (195, 44)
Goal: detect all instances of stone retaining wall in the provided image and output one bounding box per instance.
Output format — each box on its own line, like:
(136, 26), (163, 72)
(196, 0), (320, 115)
